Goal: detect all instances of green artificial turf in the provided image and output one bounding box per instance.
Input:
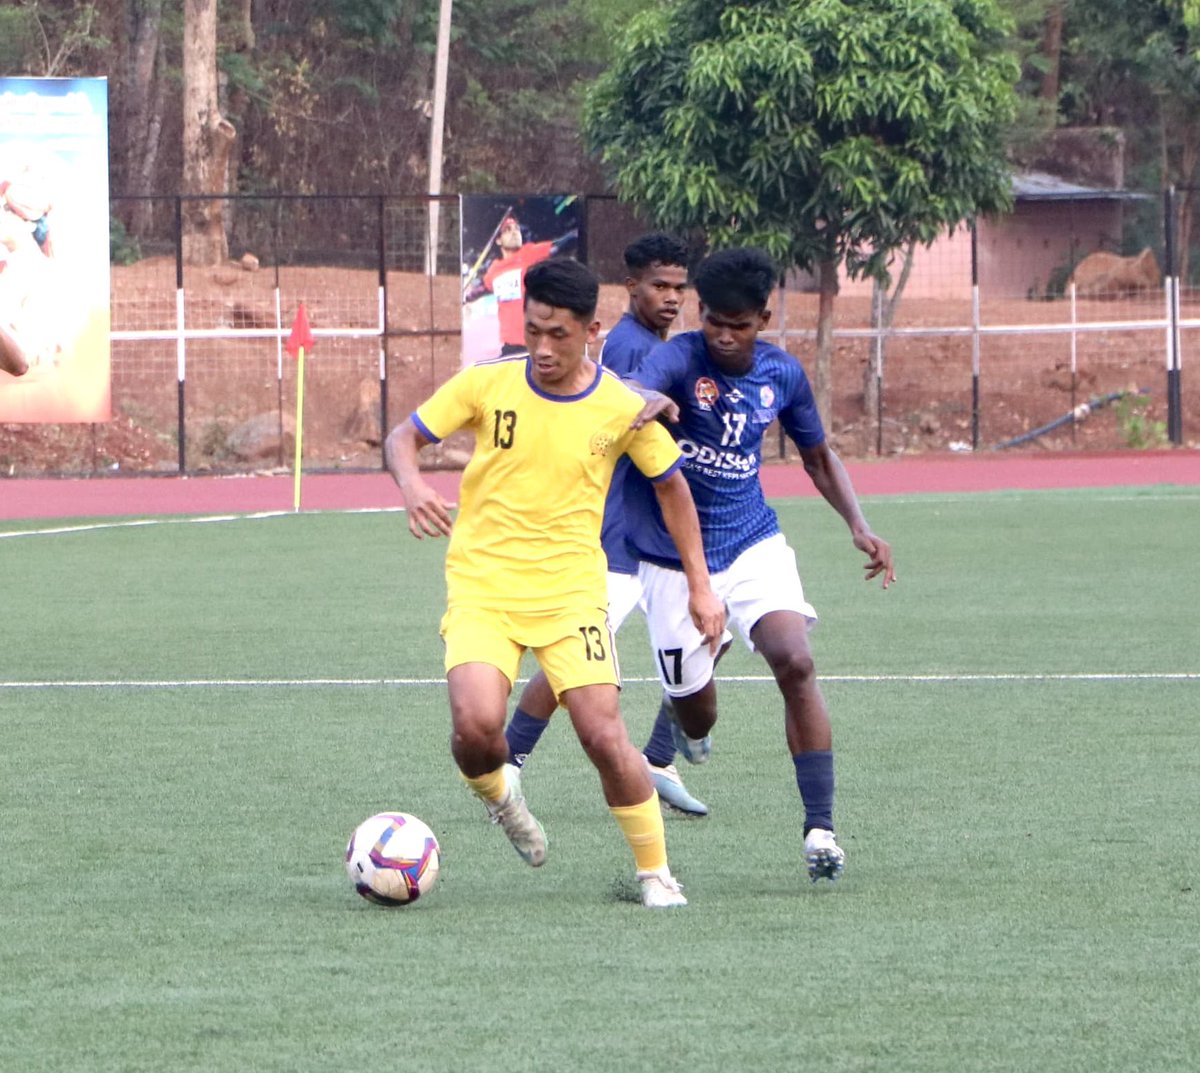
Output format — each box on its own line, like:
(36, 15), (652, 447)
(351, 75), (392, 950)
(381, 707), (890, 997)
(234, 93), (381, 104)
(2, 486), (1196, 1072)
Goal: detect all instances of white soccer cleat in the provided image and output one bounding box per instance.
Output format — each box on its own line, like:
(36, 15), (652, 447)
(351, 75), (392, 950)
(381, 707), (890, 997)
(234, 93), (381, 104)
(481, 764), (547, 867)
(804, 828), (845, 883)
(649, 763), (709, 816)
(637, 866), (688, 908)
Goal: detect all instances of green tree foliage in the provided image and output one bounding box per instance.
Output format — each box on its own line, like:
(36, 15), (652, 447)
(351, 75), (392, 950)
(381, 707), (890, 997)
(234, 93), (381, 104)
(1058, 1), (1200, 275)
(582, 0), (1019, 422)
(224, 0), (639, 195)
(1004, 1), (1066, 148)
(4, 0), (641, 211)
(584, 0), (1018, 280)
(0, 1), (111, 76)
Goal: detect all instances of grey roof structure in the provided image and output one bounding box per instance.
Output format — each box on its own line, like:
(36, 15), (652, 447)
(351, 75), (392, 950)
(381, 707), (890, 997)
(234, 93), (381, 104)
(1012, 170), (1150, 202)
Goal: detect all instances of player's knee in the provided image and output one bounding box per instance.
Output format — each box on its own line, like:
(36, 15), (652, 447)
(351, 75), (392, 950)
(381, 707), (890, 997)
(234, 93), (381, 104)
(770, 648), (816, 687)
(573, 718), (625, 766)
(449, 719), (504, 767)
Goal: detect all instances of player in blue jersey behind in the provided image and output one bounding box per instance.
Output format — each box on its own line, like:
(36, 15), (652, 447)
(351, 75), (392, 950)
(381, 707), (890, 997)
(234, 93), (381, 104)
(626, 246), (896, 883)
(502, 234), (714, 816)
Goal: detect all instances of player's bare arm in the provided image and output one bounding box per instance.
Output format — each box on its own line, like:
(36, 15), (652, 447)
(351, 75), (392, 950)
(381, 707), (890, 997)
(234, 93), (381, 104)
(652, 470), (726, 649)
(799, 441), (896, 588)
(623, 380), (681, 428)
(384, 418), (454, 539)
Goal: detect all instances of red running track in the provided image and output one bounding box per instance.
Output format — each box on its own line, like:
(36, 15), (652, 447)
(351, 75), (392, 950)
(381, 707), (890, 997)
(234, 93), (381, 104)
(1, 451), (1198, 521)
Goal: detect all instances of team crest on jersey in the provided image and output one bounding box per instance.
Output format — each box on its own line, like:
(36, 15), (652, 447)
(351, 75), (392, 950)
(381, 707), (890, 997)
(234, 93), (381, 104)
(760, 385), (775, 408)
(695, 378), (719, 410)
(590, 431), (615, 456)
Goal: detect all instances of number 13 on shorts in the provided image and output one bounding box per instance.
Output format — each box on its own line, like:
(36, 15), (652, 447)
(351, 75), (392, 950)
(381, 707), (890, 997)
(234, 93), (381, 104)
(535, 610), (621, 695)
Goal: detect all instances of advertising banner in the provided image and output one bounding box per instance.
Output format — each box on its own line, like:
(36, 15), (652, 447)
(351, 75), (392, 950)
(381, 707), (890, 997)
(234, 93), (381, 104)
(459, 194), (582, 365)
(0, 77), (110, 422)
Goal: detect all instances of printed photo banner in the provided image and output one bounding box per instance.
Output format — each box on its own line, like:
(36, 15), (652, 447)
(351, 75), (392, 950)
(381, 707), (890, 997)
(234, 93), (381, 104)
(459, 194), (583, 365)
(0, 77), (110, 422)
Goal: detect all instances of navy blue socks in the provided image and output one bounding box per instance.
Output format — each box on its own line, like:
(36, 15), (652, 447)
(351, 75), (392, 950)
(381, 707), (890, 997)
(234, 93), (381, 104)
(506, 707), (550, 768)
(642, 698), (678, 768)
(793, 749), (835, 834)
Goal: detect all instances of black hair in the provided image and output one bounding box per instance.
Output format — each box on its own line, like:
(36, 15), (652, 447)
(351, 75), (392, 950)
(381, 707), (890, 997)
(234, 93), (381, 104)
(523, 258), (599, 321)
(692, 247), (778, 314)
(624, 232), (689, 274)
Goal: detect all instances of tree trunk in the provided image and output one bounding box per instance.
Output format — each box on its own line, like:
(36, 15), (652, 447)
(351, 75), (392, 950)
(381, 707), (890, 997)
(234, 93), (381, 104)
(1178, 131), (1198, 285)
(814, 258), (839, 432)
(119, 0), (164, 236)
(1040, 3), (1065, 104)
(130, 76), (167, 238)
(222, 0), (256, 245)
(863, 281), (881, 433)
(182, 0), (235, 266)
(863, 243), (916, 451)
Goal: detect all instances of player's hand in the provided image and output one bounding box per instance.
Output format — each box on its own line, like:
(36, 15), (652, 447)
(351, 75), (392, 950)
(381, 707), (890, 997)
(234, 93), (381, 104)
(853, 529), (895, 588)
(629, 388), (680, 428)
(688, 588), (727, 654)
(402, 480), (454, 539)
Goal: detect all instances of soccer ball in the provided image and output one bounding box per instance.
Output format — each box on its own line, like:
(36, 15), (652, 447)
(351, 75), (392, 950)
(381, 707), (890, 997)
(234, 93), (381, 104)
(345, 812), (440, 906)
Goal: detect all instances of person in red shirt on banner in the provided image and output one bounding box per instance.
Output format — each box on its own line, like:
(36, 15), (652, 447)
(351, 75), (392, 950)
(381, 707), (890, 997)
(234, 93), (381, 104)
(477, 215), (577, 356)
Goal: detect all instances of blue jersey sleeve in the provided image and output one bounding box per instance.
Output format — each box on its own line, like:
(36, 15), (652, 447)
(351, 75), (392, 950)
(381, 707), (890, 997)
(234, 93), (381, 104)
(629, 337), (691, 396)
(776, 357), (825, 450)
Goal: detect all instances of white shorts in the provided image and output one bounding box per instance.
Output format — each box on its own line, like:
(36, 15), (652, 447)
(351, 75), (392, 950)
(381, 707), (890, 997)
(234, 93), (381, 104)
(606, 570), (644, 633)
(638, 532), (817, 697)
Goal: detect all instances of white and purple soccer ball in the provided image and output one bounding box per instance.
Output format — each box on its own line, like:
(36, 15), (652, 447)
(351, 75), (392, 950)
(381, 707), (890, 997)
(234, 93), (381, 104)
(345, 812), (440, 906)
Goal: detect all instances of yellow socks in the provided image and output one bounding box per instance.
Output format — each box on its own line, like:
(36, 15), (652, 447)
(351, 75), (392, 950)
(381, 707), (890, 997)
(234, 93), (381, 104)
(461, 765), (507, 805)
(610, 792), (668, 873)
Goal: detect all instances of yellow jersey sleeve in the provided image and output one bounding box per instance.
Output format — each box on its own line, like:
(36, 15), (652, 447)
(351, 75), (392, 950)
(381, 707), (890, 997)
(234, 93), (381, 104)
(623, 419), (683, 483)
(412, 363), (483, 443)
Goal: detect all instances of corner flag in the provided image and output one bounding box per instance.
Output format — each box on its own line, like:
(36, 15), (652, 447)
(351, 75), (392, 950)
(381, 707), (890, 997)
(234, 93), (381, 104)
(286, 302), (315, 358)
(287, 303), (315, 510)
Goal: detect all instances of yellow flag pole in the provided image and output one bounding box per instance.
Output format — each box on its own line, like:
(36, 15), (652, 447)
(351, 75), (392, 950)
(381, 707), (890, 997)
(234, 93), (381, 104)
(285, 301), (314, 511)
(293, 345), (306, 511)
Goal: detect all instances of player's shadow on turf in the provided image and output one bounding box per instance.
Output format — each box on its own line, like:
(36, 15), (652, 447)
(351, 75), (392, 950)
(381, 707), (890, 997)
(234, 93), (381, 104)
(607, 876), (645, 905)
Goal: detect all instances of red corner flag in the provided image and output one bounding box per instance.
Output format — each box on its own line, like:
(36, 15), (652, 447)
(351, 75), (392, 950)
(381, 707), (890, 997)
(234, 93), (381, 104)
(288, 303), (316, 512)
(285, 302), (315, 357)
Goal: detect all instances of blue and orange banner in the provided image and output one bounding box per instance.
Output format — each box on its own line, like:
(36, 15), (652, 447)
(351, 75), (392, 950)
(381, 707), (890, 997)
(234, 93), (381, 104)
(0, 77), (110, 422)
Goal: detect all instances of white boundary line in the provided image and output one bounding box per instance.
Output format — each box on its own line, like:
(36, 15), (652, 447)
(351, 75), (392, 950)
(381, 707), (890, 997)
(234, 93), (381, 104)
(1, 672), (1196, 689)
(2, 489), (1196, 540)
(0, 507), (408, 540)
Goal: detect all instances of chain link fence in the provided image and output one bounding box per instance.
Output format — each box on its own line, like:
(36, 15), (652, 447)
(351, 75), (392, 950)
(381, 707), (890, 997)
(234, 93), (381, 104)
(1, 191), (1192, 477)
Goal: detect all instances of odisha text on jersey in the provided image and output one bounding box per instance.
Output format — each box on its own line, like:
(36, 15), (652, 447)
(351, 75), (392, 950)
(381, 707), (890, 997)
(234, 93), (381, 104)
(676, 439), (758, 473)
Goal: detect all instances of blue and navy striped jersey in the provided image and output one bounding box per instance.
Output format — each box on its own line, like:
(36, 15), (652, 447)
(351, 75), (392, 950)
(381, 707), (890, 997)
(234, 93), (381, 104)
(624, 331), (825, 572)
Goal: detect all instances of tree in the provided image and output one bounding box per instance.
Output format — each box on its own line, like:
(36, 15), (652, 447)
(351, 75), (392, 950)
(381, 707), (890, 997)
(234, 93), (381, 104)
(182, 0), (235, 265)
(582, 0), (1019, 427)
(114, 0), (166, 239)
(0, 1), (110, 76)
(1059, 0), (1200, 281)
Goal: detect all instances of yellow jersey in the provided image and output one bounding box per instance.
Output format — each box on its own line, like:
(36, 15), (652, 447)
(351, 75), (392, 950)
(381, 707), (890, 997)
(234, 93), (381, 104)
(413, 356), (682, 613)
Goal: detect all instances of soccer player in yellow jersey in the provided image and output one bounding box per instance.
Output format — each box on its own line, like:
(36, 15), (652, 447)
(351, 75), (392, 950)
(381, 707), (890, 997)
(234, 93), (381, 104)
(384, 258), (725, 908)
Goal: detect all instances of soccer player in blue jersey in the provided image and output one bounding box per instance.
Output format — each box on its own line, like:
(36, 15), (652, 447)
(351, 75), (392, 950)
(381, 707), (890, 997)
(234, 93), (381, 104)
(384, 257), (725, 908)
(626, 246), (895, 883)
(502, 233), (713, 816)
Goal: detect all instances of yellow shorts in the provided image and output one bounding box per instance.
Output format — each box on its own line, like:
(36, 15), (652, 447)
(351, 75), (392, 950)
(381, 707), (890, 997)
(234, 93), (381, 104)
(441, 605), (620, 699)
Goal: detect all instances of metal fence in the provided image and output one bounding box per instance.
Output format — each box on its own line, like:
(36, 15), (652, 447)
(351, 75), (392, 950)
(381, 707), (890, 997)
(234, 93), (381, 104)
(1, 191), (1193, 478)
